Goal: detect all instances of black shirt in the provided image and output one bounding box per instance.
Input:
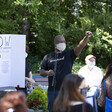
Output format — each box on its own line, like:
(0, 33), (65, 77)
(41, 49), (77, 91)
(70, 103), (93, 112)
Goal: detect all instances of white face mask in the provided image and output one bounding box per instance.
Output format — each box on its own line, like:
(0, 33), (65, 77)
(56, 43), (66, 51)
(88, 61), (95, 68)
(26, 53), (28, 58)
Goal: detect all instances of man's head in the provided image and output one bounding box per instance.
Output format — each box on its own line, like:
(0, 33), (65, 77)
(85, 55), (96, 69)
(54, 35), (66, 52)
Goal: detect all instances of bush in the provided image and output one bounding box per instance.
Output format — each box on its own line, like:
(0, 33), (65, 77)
(26, 87), (48, 112)
(72, 59), (85, 74)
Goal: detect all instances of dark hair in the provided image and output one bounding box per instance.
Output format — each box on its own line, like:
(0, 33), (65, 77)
(26, 45), (29, 53)
(103, 63), (112, 81)
(53, 73), (85, 112)
(0, 91), (27, 112)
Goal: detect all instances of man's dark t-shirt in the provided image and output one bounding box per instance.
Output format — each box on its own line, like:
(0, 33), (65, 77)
(41, 49), (77, 91)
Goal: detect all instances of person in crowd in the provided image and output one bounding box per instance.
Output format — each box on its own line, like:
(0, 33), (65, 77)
(98, 63), (112, 112)
(0, 91), (27, 112)
(25, 46), (35, 95)
(40, 31), (92, 112)
(17, 45), (35, 95)
(78, 54), (103, 112)
(53, 74), (93, 112)
(78, 54), (103, 97)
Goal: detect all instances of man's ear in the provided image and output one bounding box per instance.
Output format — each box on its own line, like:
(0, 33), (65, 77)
(85, 60), (89, 65)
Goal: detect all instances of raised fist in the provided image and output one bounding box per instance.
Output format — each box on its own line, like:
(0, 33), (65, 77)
(85, 31), (92, 38)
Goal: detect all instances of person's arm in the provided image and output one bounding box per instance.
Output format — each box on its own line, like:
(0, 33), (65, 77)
(25, 77), (35, 84)
(25, 71), (35, 84)
(74, 31), (92, 56)
(40, 54), (54, 77)
(40, 69), (54, 77)
(98, 82), (105, 108)
(29, 71), (33, 79)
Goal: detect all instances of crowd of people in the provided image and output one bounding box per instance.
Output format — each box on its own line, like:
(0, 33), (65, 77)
(78, 54), (103, 112)
(0, 31), (112, 112)
(40, 31), (92, 112)
(16, 46), (35, 96)
(53, 74), (93, 112)
(40, 31), (112, 112)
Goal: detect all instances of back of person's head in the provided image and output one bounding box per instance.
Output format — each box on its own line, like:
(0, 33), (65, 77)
(0, 91), (27, 112)
(26, 45), (30, 58)
(104, 63), (112, 80)
(26, 45), (29, 53)
(53, 73), (85, 112)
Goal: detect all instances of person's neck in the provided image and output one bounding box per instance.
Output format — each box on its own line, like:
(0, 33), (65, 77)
(88, 66), (93, 71)
(55, 49), (61, 53)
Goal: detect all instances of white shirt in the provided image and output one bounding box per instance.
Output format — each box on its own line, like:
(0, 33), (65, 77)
(7, 108), (14, 112)
(78, 65), (103, 87)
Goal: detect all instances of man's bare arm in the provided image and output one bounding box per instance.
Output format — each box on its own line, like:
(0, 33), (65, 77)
(74, 31), (92, 56)
(40, 69), (54, 77)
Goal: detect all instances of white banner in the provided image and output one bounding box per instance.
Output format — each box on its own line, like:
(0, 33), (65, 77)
(0, 35), (26, 88)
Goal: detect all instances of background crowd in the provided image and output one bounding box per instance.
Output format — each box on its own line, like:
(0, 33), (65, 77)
(1, 0), (112, 112)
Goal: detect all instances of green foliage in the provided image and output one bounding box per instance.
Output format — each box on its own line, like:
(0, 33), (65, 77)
(26, 87), (48, 111)
(1, 0), (112, 70)
(26, 55), (41, 73)
(72, 60), (85, 74)
(32, 0), (112, 69)
(86, 28), (112, 68)
(0, 0), (20, 34)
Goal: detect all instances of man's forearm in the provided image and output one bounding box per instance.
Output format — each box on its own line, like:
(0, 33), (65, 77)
(40, 69), (49, 77)
(74, 36), (89, 56)
(29, 71), (33, 79)
(79, 36), (90, 48)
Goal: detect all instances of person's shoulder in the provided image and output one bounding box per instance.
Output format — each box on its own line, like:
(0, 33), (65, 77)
(85, 102), (93, 111)
(79, 65), (87, 71)
(64, 49), (77, 58)
(64, 49), (74, 53)
(44, 52), (54, 57)
(94, 66), (102, 71)
(85, 102), (92, 107)
(78, 65), (88, 76)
